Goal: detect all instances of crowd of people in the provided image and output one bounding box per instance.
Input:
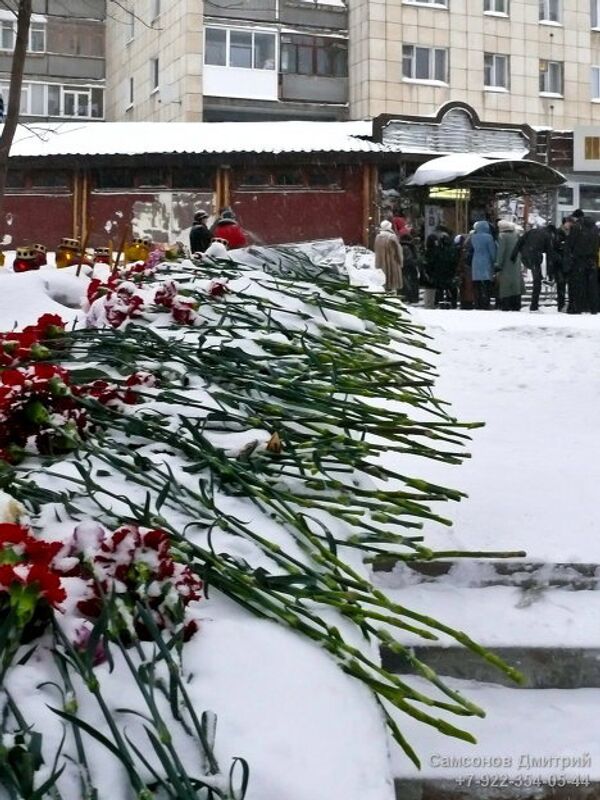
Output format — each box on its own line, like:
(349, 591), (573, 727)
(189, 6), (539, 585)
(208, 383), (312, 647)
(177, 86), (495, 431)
(374, 208), (600, 314)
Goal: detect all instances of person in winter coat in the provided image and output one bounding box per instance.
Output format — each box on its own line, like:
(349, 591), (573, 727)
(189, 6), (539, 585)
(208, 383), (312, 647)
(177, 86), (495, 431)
(455, 233), (475, 310)
(399, 232), (419, 304)
(547, 220), (570, 312)
(425, 229), (459, 308)
(566, 211), (599, 314)
(468, 220), (497, 309)
(374, 220), (403, 293)
(494, 220), (523, 311)
(513, 223), (550, 311)
(212, 209), (248, 250)
(189, 210), (211, 254)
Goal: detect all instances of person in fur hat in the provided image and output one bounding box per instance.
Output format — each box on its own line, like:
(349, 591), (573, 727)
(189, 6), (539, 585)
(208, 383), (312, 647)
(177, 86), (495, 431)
(374, 220), (403, 293)
(190, 210), (211, 254)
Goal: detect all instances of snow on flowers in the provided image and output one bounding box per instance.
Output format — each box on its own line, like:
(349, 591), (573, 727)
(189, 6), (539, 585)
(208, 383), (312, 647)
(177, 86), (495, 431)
(67, 522), (202, 642)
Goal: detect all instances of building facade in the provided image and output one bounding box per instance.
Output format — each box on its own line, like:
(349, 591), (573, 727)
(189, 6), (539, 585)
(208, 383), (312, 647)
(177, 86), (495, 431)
(349, 0), (600, 130)
(0, 0), (105, 122)
(105, 0), (348, 123)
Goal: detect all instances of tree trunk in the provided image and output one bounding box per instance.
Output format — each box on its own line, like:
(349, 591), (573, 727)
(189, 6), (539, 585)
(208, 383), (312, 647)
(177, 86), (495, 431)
(0, 0), (32, 240)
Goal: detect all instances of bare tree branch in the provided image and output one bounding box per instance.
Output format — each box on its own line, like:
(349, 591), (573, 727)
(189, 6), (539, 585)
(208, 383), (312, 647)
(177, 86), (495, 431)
(0, 0), (32, 237)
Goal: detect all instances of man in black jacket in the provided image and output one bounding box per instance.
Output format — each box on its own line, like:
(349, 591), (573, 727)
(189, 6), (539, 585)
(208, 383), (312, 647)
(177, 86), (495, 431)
(189, 211), (211, 255)
(566, 210), (599, 314)
(513, 223), (550, 311)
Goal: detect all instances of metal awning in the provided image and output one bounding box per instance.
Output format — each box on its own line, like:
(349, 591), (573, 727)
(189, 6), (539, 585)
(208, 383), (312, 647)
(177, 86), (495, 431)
(405, 154), (565, 191)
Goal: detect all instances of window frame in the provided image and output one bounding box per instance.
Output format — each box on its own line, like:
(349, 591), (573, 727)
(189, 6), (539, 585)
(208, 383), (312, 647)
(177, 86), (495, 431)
(592, 66), (600, 100)
(484, 52), (510, 89)
(539, 0), (560, 23)
(203, 26), (277, 71)
(0, 80), (104, 119)
(280, 34), (348, 78)
(402, 44), (448, 83)
(150, 57), (159, 92)
(539, 59), (563, 95)
(402, 0), (448, 7)
(484, 0), (509, 13)
(237, 166), (343, 192)
(0, 18), (46, 53)
(127, 11), (135, 42)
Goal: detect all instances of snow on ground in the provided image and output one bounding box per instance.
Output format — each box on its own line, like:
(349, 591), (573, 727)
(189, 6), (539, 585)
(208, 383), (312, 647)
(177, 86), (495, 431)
(379, 585), (600, 648)
(383, 307), (600, 564)
(0, 265), (87, 327)
(391, 679), (600, 779)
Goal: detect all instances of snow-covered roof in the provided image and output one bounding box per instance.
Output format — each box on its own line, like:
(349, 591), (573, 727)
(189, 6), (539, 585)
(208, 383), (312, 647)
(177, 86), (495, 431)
(406, 153), (565, 187)
(9, 120), (381, 158)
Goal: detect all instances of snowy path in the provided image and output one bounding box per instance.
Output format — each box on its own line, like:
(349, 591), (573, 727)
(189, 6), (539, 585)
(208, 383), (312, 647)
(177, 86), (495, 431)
(396, 309), (600, 564)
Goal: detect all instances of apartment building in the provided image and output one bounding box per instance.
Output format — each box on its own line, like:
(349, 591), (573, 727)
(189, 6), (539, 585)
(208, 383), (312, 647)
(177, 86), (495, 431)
(105, 0), (348, 122)
(349, 0), (600, 130)
(0, 0), (105, 122)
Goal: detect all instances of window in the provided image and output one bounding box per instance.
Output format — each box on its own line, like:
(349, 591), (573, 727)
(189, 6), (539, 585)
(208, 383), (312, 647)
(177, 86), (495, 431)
(150, 57), (159, 91)
(138, 169), (168, 188)
(402, 45), (448, 82)
(580, 184), (600, 218)
(230, 31), (252, 68)
(63, 86), (90, 117)
(30, 22), (45, 52)
(404, 0), (448, 5)
(539, 59), (563, 94)
(585, 137), (600, 160)
(60, 85), (103, 118)
(558, 185), (574, 205)
(484, 53), (509, 88)
(1, 82), (103, 120)
(0, 19), (46, 52)
(237, 168), (342, 190)
(593, 0), (600, 28)
(592, 66), (600, 99)
(127, 11), (134, 41)
(205, 28), (226, 66)
(539, 0), (560, 22)
(94, 168), (136, 189)
(0, 21), (14, 51)
(203, 27), (276, 70)
(484, 0), (508, 12)
(6, 171), (25, 189)
(128, 77), (134, 108)
(30, 171), (69, 188)
(152, 0), (161, 19)
(281, 35), (348, 77)
(171, 169), (213, 189)
(274, 169), (304, 186)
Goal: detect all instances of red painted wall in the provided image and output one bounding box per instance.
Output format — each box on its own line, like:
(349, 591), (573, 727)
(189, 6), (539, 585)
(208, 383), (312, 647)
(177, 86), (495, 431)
(4, 193), (73, 249)
(87, 190), (214, 248)
(231, 167), (364, 246)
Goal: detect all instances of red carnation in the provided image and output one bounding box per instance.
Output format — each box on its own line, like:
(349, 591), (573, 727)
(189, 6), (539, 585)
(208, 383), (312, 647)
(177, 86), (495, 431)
(26, 563), (66, 606)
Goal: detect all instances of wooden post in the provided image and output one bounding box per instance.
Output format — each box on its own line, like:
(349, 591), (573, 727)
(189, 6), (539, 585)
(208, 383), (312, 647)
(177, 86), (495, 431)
(216, 167), (224, 212)
(80, 170), (89, 245)
(75, 224), (92, 277)
(222, 165), (231, 210)
(113, 223), (130, 272)
(72, 171), (80, 239)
